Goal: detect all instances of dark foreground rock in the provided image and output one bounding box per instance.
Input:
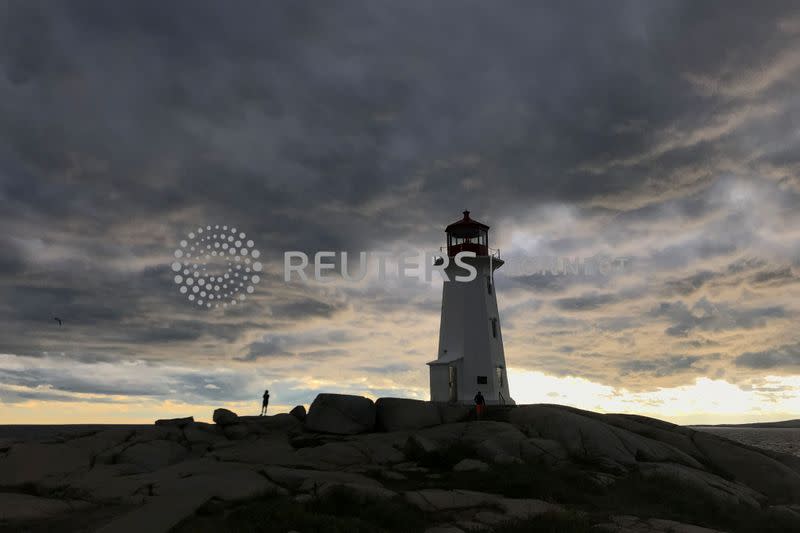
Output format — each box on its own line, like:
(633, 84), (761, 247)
(376, 397), (442, 431)
(304, 393), (376, 434)
(1, 397), (799, 533)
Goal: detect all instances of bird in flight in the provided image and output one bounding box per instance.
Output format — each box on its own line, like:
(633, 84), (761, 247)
(53, 317), (62, 326)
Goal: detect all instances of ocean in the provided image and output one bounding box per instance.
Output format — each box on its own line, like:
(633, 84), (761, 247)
(694, 426), (800, 457)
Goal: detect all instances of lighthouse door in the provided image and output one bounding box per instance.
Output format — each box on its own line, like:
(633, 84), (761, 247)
(448, 365), (458, 403)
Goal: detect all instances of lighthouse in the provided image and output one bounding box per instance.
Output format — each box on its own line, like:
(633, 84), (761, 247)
(428, 211), (514, 405)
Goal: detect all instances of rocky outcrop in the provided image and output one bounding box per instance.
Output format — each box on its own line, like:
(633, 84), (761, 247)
(304, 393), (376, 435)
(375, 397), (442, 431)
(116, 439), (189, 471)
(596, 515), (726, 533)
(290, 405), (307, 421)
(154, 416), (194, 427)
(1, 398), (799, 533)
(510, 405), (704, 471)
(212, 408), (238, 426)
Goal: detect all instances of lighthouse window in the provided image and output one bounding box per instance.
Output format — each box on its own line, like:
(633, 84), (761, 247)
(491, 318), (498, 338)
(487, 276), (493, 295)
(477, 375), (488, 384)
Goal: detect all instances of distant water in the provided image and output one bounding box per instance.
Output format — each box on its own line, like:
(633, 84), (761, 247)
(694, 427), (800, 457)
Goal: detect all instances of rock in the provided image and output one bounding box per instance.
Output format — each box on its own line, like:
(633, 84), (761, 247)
(295, 434), (405, 468)
(304, 393), (376, 435)
(456, 520), (490, 531)
(95, 484), (213, 533)
(596, 515), (726, 533)
(238, 414), (301, 434)
(498, 497), (562, 519)
(436, 403), (472, 424)
(409, 421), (528, 464)
(116, 440), (189, 471)
(395, 462), (429, 473)
(315, 481), (397, 503)
(519, 437), (569, 465)
(290, 405), (307, 421)
(59, 463), (152, 503)
(637, 462), (764, 509)
(212, 438), (305, 467)
(213, 408), (239, 426)
(154, 416), (194, 428)
(474, 438), (522, 465)
(453, 459), (489, 472)
(404, 433), (441, 456)
(509, 405), (703, 471)
(0, 442), (93, 486)
(182, 424), (225, 445)
(690, 430), (800, 503)
(263, 465), (385, 491)
(129, 426), (183, 444)
(424, 527), (465, 533)
(474, 510), (506, 525)
(375, 398), (442, 431)
(95, 462), (285, 533)
(405, 489), (498, 511)
(381, 470), (407, 480)
(0, 492), (77, 521)
(406, 489), (561, 519)
(223, 423), (251, 440)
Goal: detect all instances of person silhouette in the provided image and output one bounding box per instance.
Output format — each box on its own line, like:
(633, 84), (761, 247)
(474, 390), (486, 419)
(261, 389), (270, 416)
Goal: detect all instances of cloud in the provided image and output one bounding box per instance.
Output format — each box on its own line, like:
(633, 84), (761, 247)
(735, 343), (800, 369)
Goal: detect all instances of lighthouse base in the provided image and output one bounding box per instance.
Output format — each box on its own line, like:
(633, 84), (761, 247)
(428, 358), (515, 406)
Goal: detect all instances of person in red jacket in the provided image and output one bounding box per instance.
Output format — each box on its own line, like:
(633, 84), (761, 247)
(474, 390), (486, 419)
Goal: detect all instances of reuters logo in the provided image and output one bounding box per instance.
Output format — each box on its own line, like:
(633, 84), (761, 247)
(171, 225), (262, 309)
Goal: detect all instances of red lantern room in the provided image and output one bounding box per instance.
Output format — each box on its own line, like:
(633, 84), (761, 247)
(445, 210), (489, 257)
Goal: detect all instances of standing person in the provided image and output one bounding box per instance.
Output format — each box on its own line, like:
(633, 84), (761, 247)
(474, 390), (486, 419)
(261, 389), (270, 416)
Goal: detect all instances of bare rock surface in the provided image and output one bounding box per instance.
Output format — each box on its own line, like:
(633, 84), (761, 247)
(375, 397), (442, 431)
(510, 405), (703, 470)
(212, 408), (239, 426)
(453, 459), (489, 472)
(0, 492), (86, 521)
(3, 398), (800, 532)
(637, 461), (764, 509)
(304, 393), (376, 434)
(154, 416), (194, 427)
(290, 404), (307, 421)
(116, 439), (188, 471)
(596, 514), (726, 533)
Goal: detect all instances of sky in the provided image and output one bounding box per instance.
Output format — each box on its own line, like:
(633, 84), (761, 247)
(2, 1), (800, 424)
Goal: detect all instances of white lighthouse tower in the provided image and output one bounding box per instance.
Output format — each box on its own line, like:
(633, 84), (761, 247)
(428, 211), (514, 405)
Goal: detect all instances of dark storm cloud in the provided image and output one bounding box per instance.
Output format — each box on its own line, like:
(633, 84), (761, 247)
(618, 355), (715, 377)
(663, 271), (718, 296)
(554, 292), (619, 311)
(270, 298), (343, 320)
(355, 363), (414, 374)
(240, 329), (357, 361)
(652, 299), (787, 337)
(734, 343), (800, 370)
